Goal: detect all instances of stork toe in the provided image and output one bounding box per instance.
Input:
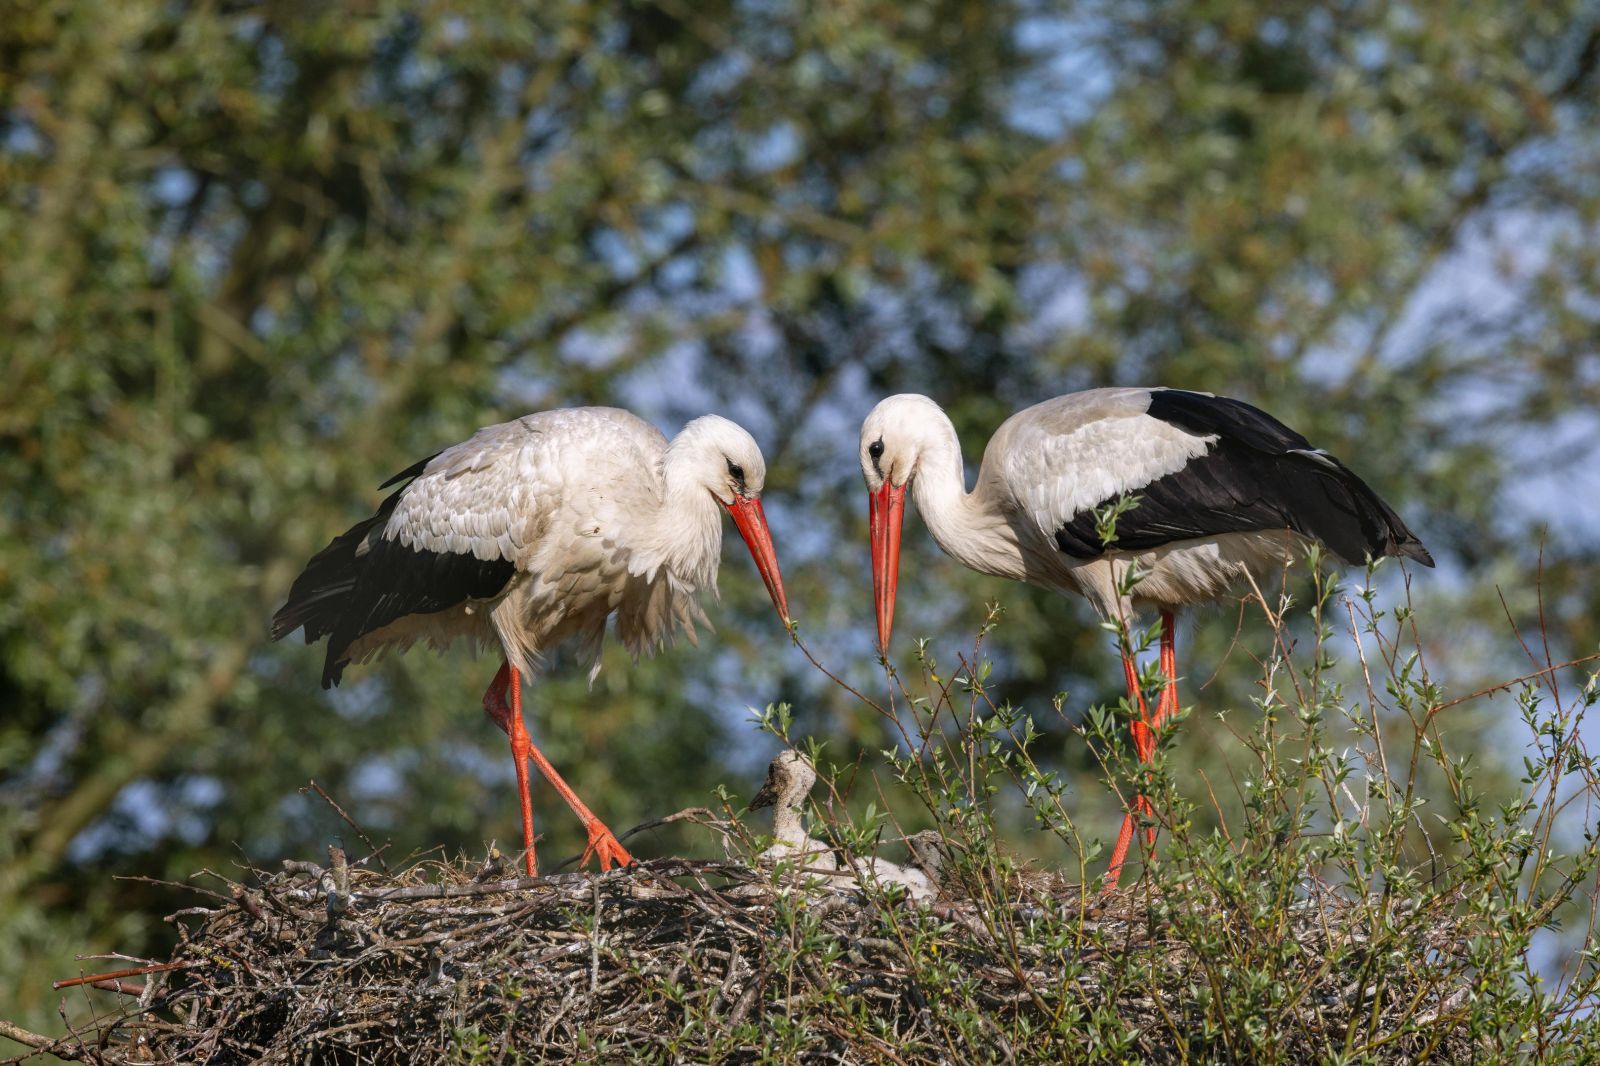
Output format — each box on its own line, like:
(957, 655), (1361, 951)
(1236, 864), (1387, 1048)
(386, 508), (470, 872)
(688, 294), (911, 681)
(580, 822), (634, 871)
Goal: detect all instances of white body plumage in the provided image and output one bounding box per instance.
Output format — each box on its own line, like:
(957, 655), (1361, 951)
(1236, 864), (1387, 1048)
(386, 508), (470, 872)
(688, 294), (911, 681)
(860, 389), (1431, 623)
(274, 407), (787, 689)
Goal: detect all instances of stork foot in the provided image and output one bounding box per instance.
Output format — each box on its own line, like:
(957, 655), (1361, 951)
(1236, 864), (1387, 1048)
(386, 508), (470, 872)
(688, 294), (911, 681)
(483, 659), (637, 874)
(579, 821), (635, 872)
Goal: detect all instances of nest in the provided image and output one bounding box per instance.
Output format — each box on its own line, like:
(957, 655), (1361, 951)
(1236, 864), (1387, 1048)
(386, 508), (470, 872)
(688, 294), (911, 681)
(26, 842), (1479, 1065)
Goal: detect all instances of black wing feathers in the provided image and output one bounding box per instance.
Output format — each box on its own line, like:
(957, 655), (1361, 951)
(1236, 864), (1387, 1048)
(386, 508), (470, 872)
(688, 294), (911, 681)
(269, 483), (410, 646)
(1054, 390), (1434, 567)
(378, 451), (439, 489)
(1144, 389), (1315, 452)
(319, 539), (513, 688)
(271, 457), (516, 689)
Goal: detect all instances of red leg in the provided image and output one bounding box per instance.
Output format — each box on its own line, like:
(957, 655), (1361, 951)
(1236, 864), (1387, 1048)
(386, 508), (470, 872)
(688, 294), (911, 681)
(1153, 611), (1178, 733)
(482, 661), (634, 873)
(483, 661), (539, 876)
(519, 743), (634, 871)
(1105, 808), (1140, 888)
(1122, 647), (1154, 760)
(1141, 612), (1179, 845)
(1105, 644), (1153, 886)
(1104, 613), (1179, 885)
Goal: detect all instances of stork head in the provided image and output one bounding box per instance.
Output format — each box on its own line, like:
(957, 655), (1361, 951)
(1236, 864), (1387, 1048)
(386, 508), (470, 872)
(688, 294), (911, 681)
(858, 393), (947, 653)
(748, 749), (817, 811)
(673, 415), (789, 624)
(680, 415), (770, 507)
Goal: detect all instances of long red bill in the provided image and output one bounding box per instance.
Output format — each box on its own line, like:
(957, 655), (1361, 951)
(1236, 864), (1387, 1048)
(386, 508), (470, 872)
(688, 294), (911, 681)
(724, 495), (790, 624)
(869, 481), (906, 653)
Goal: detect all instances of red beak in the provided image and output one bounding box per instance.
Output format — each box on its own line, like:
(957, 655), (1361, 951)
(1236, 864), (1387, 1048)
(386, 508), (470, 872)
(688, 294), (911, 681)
(869, 480), (906, 653)
(724, 495), (790, 624)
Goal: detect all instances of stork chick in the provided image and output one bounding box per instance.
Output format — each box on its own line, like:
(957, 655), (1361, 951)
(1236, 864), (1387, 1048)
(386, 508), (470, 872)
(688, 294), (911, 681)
(750, 751), (934, 901)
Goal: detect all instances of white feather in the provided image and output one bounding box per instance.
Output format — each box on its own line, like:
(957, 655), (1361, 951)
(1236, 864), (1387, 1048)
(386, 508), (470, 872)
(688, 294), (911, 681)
(347, 407), (768, 683)
(985, 390), (1214, 539)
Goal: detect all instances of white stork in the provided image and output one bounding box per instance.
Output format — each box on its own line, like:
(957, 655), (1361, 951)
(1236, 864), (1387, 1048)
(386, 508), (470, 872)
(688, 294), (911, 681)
(857, 389), (1432, 884)
(272, 407), (791, 876)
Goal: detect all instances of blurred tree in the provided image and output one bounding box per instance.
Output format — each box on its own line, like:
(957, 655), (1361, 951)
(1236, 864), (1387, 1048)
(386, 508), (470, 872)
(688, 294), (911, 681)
(1, 0), (1596, 1039)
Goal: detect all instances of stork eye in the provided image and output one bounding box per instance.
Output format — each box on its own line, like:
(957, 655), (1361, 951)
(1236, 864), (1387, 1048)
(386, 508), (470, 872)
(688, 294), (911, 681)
(726, 460), (746, 482)
(868, 439), (885, 460)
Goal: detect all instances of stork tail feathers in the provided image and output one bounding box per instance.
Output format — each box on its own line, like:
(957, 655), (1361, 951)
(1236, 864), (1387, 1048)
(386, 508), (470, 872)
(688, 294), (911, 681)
(1126, 389), (1436, 568)
(1313, 455), (1434, 567)
(271, 474), (517, 689)
(270, 504), (397, 646)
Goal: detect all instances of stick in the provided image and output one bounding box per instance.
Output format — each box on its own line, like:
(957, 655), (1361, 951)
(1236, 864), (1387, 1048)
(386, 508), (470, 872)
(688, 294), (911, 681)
(303, 779), (389, 871)
(83, 979), (145, 996)
(52, 960), (195, 990)
(0, 1019), (88, 1061)
(617, 807), (727, 843)
(1428, 652), (1600, 716)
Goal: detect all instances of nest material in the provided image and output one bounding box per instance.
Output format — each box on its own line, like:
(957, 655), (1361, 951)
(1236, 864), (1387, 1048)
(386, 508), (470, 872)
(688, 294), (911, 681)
(29, 847), (1479, 1065)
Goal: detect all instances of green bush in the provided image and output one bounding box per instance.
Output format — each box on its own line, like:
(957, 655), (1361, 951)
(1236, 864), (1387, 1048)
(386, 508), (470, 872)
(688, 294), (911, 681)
(746, 557), (1600, 1061)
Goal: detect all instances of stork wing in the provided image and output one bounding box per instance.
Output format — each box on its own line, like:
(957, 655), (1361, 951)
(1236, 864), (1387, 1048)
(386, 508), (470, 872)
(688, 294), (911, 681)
(382, 421), (547, 562)
(986, 388), (1212, 542)
(990, 389), (1432, 567)
(359, 412), (663, 641)
(273, 409), (675, 687)
(275, 425), (532, 686)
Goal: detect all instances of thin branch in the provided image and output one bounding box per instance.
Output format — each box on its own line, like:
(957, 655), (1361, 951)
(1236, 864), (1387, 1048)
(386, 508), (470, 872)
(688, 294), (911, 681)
(0, 1019), (88, 1062)
(1427, 652), (1600, 717)
(302, 780), (389, 872)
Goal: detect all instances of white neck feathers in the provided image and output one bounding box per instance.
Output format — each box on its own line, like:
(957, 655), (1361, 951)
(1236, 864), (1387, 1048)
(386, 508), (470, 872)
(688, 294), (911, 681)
(910, 415), (1026, 582)
(638, 431), (724, 593)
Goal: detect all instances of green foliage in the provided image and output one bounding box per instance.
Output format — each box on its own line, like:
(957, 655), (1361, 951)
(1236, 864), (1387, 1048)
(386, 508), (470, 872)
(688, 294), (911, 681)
(735, 582), (1600, 1060)
(2, 0), (1598, 1051)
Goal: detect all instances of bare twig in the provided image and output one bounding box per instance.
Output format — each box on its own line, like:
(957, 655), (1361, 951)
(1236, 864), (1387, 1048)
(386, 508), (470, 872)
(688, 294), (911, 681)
(52, 960), (197, 991)
(303, 780), (389, 871)
(0, 1019), (89, 1062)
